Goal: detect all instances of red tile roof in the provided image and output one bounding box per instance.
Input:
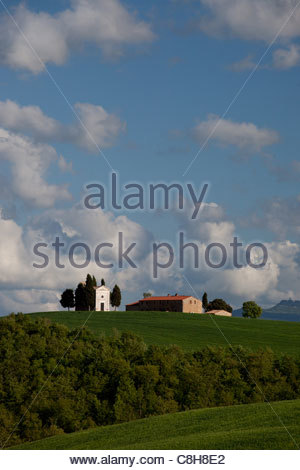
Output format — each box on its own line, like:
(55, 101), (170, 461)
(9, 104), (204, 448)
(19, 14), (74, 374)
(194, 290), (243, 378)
(140, 295), (191, 301)
(126, 301), (140, 306)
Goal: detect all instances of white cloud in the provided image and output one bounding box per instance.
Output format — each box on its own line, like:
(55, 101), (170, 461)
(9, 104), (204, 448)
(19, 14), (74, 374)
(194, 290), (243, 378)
(0, 203), (155, 313)
(72, 102), (126, 151)
(58, 155), (73, 173)
(198, 0), (300, 43)
(0, 196), (299, 313)
(230, 45), (300, 73)
(0, 0), (155, 73)
(193, 115), (279, 154)
(173, 198), (300, 307)
(0, 128), (71, 207)
(0, 100), (125, 152)
(272, 43), (300, 69)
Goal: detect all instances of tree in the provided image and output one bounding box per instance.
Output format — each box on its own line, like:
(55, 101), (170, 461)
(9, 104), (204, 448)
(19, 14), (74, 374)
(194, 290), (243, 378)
(75, 283), (88, 311)
(206, 298), (233, 313)
(143, 292), (152, 298)
(60, 289), (75, 311)
(202, 292), (208, 311)
(85, 274), (96, 311)
(111, 285), (121, 310)
(101, 278), (105, 286)
(242, 301), (262, 319)
(92, 276), (97, 288)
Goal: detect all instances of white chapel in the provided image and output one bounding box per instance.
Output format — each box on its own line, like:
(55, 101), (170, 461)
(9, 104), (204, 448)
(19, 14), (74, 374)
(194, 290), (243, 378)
(95, 285), (110, 311)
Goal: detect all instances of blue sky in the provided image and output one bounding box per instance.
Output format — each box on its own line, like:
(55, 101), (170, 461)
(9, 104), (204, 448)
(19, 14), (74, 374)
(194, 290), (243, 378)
(0, 0), (300, 312)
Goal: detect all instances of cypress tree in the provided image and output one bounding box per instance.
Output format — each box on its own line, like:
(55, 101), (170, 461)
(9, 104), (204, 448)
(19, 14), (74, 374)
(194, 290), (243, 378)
(110, 285), (121, 311)
(202, 292), (208, 312)
(101, 278), (105, 286)
(75, 283), (88, 311)
(85, 274), (95, 311)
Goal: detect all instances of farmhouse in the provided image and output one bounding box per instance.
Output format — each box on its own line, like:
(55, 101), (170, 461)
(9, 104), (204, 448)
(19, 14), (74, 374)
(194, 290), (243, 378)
(95, 285), (110, 311)
(126, 294), (203, 313)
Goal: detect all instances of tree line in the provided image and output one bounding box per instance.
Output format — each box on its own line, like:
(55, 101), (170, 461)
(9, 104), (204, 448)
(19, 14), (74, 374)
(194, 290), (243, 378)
(59, 275), (121, 311)
(1, 313), (299, 447)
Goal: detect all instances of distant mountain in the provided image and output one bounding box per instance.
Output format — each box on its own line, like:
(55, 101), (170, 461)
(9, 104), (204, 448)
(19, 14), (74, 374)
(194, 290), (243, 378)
(265, 299), (300, 314)
(233, 300), (300, 322)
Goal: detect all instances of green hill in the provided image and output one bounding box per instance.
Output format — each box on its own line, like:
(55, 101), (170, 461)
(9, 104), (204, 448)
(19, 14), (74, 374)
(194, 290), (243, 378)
(11, 399), (300, 450)
(28, 311), (300, 356)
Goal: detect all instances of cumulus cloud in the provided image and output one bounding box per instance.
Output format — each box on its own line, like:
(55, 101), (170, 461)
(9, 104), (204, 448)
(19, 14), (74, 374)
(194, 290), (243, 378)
(172, 198), (300, 307)
(179, 1), (300, 70)
(0, 0), (155, 73)
(0, 202), (156, 313)
(0, 128), (71, 207)
(0, 100), (125, 152)
(193, 115), (279, 154)
(230, 45), (300, 73)
(0, 194), (300, 313)
(197, 0), (300, 43)
(58, 155), (73, 173)
(272, 43), (300, 68)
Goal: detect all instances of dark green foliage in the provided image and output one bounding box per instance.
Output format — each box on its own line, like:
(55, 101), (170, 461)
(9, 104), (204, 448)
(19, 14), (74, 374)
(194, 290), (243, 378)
(92, 276), (97, 288)
(101, 278), (105, 286)
(59, 289), (75, 311)
(110, 285), (121, 310)
(143, 292), (152, 298)
(243, 301), (263, 319)
(1, 314), (300, 448)
(206, 298), (233, 313)
(85, 274), (95, 311)
(202, 292), (208, 311)
(74, 283), (88, 311)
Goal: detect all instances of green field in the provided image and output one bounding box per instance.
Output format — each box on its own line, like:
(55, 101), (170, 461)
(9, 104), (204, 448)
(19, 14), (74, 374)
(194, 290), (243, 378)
(11, 399), (300, 450)
(29, 310), (300, 355)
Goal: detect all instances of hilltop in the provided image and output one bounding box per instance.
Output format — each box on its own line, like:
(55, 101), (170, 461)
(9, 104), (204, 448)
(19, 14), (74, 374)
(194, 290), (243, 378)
(28, 310), (300, 356)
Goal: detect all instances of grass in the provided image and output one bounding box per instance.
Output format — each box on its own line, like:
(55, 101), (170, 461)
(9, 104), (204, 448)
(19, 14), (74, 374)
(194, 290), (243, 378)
(11, 399), (300, 450)
(28, 310), (300, 356)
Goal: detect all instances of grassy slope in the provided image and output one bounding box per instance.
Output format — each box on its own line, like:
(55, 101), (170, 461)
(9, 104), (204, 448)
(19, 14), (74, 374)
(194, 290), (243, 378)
(11, 399), (300, 450)
(29, 311), (300, 356)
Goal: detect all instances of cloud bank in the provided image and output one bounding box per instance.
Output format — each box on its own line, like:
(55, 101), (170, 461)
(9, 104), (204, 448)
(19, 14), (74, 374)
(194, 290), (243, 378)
(0, 197), (299, 314)
(193, 115), (279, 154)
(198, 0), (300, 42)
(0, 100), (125, 152)
(0, 0), (155, 73)
(0, 128), (71, 207)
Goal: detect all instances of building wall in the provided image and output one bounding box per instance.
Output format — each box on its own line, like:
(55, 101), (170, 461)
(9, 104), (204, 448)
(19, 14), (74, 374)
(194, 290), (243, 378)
(138, 299), (183, 312)
(126, 297), (203, 313)
(95, 287), (110, 311)
(126, 303), (140, 311)
(182, 297), (203, 313)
